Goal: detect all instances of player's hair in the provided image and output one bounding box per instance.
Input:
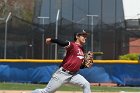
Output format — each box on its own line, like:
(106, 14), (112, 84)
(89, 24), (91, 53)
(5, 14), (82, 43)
(74, 33), (78, 41)
(74, 37), (76, 41)
(74, 30), (88, 41)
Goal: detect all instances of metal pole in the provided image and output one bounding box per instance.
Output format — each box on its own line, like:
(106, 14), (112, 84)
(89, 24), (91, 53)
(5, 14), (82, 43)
(87, 15), (98, 52)
(90, 16), (94, 52)
(4, 12), (11, 59)
(137, 14), (140, 63)
(37, 17), (49, 59)
(114, 0), (117, 59)
(55, 9), (60, 59)
(137, 14), (140, 25)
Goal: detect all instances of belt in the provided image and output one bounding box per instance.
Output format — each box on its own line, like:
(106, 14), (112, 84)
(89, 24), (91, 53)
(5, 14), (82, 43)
(62, 68), (77, 75)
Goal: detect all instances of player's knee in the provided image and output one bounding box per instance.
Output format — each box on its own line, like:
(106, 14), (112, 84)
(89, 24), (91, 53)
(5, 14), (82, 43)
(82, 81), (90, 89)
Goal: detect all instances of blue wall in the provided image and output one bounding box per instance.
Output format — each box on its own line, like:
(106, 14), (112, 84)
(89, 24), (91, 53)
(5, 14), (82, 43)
(0, 62), (140, 86)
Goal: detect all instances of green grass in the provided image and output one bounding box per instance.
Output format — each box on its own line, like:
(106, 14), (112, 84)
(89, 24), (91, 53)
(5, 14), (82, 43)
(0, 82), (140, 92)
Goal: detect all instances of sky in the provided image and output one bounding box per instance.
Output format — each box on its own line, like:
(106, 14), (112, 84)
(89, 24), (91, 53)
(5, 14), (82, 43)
(123, 0), (140, 19)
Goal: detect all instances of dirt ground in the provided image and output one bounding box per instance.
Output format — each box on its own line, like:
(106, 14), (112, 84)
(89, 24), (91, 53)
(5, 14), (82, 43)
(0, 83), (139, 93)
(0, 91), (140, 93)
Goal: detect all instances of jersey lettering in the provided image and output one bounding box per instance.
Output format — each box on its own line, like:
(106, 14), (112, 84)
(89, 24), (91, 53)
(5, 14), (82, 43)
(77, 49), (84, 55)
(77, 49), (84, 59)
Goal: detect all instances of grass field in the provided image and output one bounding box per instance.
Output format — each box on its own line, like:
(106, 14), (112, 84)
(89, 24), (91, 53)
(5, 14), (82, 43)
(0, 82), (140, 92)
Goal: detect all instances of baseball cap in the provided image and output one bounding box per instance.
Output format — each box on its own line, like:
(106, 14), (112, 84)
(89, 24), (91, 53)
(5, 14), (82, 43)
(75, 30), (89, 36)
(74, 30), (89, 41)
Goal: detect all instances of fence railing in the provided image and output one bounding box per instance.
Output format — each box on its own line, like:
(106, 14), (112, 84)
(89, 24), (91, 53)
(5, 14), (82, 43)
(0, 59), (139, 64)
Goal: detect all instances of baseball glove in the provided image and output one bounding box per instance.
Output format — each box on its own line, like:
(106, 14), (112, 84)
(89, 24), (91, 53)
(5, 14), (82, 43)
(81, 51), (94, 68)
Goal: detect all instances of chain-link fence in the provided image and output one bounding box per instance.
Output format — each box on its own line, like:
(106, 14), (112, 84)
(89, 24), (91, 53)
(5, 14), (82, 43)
(0, 0), (140, 59)
(0, 15), (130, 59)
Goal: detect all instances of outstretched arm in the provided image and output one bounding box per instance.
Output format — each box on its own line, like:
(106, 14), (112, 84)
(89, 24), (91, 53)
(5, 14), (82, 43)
(46, 38), (69, 47)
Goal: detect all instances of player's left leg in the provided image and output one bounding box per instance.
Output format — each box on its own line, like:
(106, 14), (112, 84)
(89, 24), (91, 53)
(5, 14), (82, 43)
(69, 74), (91, 93)
(32, 67), (73, 93)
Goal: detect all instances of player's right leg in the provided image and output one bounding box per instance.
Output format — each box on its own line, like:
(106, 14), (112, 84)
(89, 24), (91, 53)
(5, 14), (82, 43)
(69, 74), (91, 93)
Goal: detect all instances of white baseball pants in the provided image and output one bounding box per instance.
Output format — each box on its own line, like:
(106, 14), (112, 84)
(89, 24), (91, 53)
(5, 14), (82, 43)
(32, 67), (91, 93)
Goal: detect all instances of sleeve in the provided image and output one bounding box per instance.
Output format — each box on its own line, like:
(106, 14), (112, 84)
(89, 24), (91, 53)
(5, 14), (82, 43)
(51, 39), (69, 47)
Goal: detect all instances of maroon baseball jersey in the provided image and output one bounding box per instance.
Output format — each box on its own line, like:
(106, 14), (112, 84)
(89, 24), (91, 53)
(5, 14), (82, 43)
(61, 42), (85, 72)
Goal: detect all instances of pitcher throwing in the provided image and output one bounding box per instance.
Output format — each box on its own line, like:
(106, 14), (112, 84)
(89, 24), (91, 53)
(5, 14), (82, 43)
(32, 30), (94, 93)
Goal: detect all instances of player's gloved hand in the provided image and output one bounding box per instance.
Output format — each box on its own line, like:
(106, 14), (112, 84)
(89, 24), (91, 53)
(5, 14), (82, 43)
(82, 51), (94, 68)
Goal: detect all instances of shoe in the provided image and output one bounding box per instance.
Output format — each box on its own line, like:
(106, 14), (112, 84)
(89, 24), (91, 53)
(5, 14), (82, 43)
(32, 89), (42, 93)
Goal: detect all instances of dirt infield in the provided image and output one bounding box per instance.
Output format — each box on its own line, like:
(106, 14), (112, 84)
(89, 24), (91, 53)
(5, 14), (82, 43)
(0, 90), (140, 93)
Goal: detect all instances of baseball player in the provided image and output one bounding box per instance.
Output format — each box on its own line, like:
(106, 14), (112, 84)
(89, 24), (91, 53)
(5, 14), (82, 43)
(32, 30), (93, 93)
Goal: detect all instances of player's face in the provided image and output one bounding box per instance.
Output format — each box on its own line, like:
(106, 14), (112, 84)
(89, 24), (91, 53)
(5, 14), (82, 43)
(76, 35), (87, 45)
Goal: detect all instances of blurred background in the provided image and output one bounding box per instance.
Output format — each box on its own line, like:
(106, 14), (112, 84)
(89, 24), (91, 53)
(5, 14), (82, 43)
(0, 0), (140, 60)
